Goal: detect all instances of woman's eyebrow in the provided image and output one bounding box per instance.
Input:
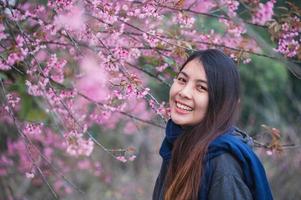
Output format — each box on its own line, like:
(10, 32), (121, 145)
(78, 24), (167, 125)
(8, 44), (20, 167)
(179, 71), (188, 77)
(179, 71), (207, 84)
(196, 80), (207, 84)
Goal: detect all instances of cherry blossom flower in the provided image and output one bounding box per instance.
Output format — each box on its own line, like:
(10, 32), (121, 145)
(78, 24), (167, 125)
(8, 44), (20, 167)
(54, 5), (86, 31)
(65, 130), (94, 157)
(5, 93), (20, 110)
(25, 172), (35, 179)
(0, 59), (11, 71)
(0, 23), (7, 41)
(221, 0), (239, 17)
(116, 156), (127, 163)
(128, 155), (137, 161)
(22, 122), (44, 135)
(48, 0), (74, 11)
(252, 1), (275, 25)
(76, 56), (109, 102)
(275, 17), (301, 57)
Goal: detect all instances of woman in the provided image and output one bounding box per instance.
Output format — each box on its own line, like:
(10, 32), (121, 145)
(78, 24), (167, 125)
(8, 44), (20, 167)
(152, 49), (273, 200)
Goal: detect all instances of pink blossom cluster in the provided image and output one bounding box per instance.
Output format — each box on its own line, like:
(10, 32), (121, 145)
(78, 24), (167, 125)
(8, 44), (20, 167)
(25, 171), (35, 179)
(47, 0), (74, 11)
(185, 0), (217, 13)
(6, 140), (37, 174)
(0, 59), (11, 70)
(127, 4), (161, 20)
(91, 2), (119, 24)
(1, 126), (84, 189)
(149, 100), (170, 120)
(112, 47), (130, 64)
(221, 0), (239, 17)
(111, 73), (150, 100)
(64, 130), (94, 156)
(141, 3), (162, 19)
(275, 18), (301, 58)
(7, 8), (27, 21)
(196, 30), (222, 49)
(5, 93), (20, 111)
(15, 35), (28, 54)
(22, 122), (44, 135)
(43, 54), (67, 84)
(7, 52), (25, 66)
(45, 87), (77, 117)
(252, 1), (275, 25)
(116, 155), (136, 163)
(0, 23), (7, 41)
(156, 63), (169, 72)
(219, 18), (246, 37)
(90, 110), (114, 126)
(54, 5), (86, 32)
(172, 13), (196, 29)
(4, 34), (29, 67)
(76, 56), (109, 102)
(89, 96), (152, 132)
(142, 30), (162, 48)
(25, 78), (48, 96)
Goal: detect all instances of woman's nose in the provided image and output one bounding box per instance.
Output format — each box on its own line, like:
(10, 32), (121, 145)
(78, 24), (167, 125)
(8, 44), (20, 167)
(179, 85), (192, 99)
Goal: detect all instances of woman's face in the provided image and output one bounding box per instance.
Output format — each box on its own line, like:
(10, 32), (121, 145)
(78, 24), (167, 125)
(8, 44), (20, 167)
(169, 59), (209, 126)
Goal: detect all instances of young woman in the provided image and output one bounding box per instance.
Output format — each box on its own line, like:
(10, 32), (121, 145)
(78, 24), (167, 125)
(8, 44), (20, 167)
(152, 49), (273, 200)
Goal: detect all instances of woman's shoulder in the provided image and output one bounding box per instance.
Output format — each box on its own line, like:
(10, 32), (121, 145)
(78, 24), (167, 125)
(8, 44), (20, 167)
(210, 152), (243, 177)
(207, 153), (253, 200)
(207, 127), (255, 162)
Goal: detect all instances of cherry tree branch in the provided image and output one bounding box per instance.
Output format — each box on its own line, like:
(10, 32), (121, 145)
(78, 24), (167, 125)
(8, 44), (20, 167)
(0, 80), (59, 200)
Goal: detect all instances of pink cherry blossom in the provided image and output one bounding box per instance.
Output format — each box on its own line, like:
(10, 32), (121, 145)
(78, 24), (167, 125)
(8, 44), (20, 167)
(22, 122), (44, 135)
(0, 23), (7, 40)
(275, 17), (301, 57)
(116, 156), (127, 163)
(0, 59), (11, 70)
(252, 1), (275, 25)
(65, 130), (94, 156)
(128, 155), (136, 161)
(185, 0), (216, 13)
(25, 172), (35, 179)
(221, 0), (239, 17)
(76, 56), (109, 102)
(5, 93), (20, 110)
(54, 5), (86, 31)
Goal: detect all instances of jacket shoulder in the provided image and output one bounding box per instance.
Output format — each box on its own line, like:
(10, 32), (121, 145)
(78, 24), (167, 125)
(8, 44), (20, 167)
(208, 153), (253, 200)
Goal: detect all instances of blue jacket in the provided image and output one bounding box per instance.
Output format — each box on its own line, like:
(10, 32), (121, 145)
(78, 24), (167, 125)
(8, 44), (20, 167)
(153, 120), (273, 200)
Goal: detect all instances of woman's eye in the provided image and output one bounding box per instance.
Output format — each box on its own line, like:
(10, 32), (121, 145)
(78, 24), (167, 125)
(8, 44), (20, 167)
(197, 86), (207, 92)
(176, 77), (186, 84)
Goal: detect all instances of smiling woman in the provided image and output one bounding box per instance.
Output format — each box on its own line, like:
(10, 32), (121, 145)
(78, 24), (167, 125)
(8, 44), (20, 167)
(152, 49), (273, 200)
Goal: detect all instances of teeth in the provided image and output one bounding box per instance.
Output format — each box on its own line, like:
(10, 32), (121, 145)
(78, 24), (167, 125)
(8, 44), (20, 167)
(176, 102), (193, 111)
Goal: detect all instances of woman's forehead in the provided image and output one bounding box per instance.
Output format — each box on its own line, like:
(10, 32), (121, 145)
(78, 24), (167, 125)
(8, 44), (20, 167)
(180, 59), (207, 82)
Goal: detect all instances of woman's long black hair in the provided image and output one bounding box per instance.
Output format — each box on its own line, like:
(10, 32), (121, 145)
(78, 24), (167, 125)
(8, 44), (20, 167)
(164, 49), (241, 200)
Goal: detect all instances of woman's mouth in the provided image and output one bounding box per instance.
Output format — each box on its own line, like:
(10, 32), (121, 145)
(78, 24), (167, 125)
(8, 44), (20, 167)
(175, 101), (193, 112)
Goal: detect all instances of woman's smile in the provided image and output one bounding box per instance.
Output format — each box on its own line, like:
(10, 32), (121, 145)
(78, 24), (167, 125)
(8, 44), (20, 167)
(175, 101), (193, 113)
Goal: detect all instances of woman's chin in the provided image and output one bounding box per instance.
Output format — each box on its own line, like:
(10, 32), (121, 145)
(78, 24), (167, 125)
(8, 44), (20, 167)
(171, 114), (189, 126)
